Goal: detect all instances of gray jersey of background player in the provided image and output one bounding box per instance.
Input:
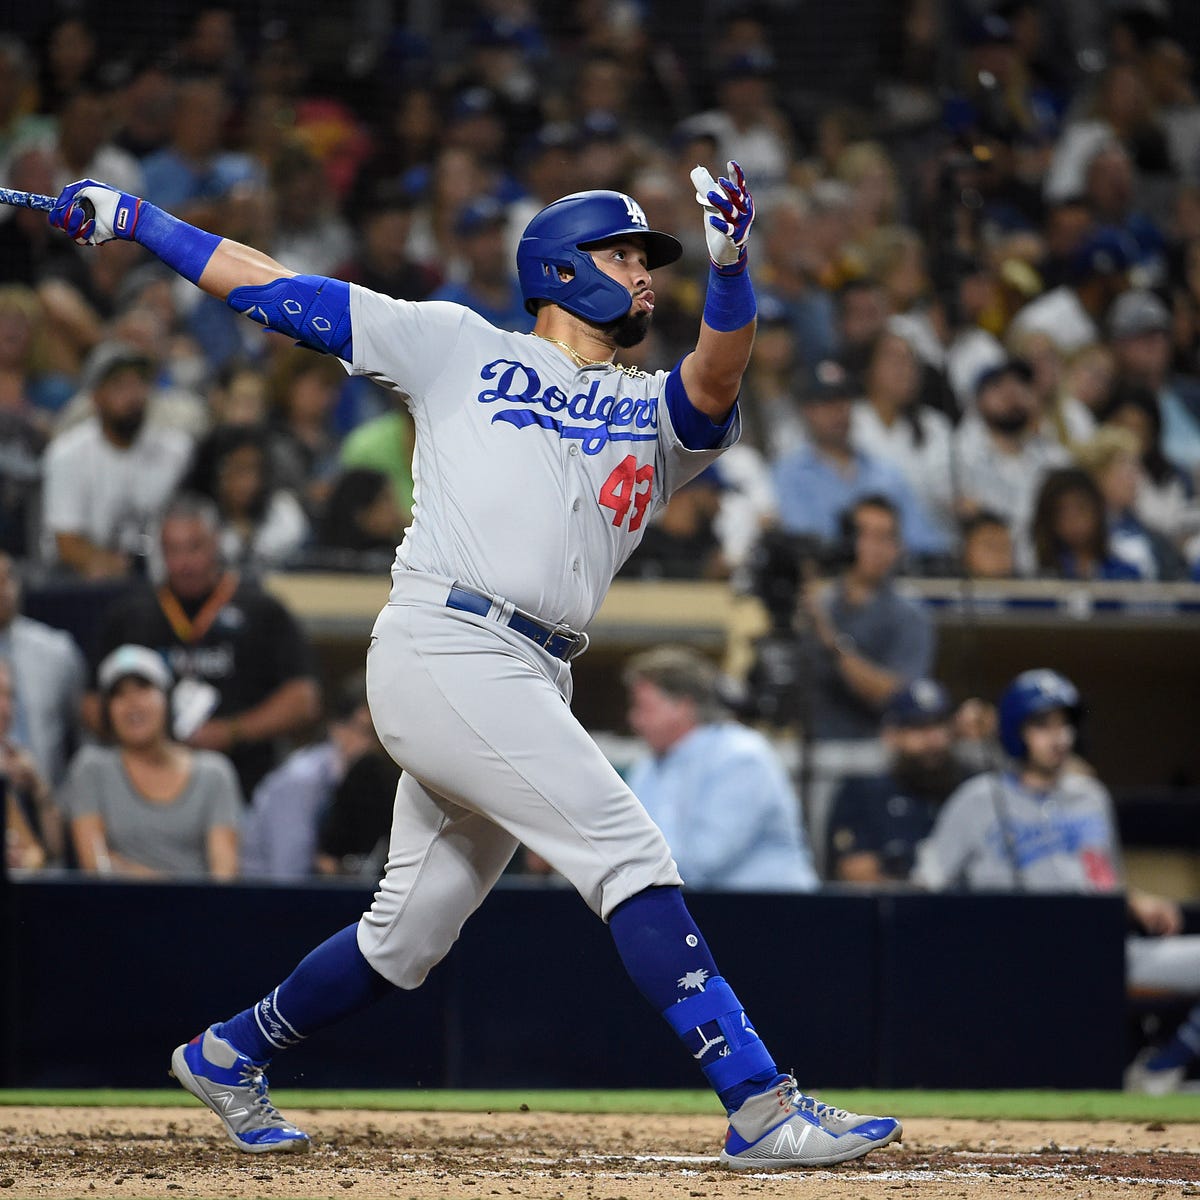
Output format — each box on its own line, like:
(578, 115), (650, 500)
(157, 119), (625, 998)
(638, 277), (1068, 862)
(911, 669), (1200, 1094)
(49, 164), (902, 1166)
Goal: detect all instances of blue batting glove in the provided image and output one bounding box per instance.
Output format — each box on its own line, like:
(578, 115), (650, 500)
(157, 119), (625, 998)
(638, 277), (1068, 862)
(49, 179), (143, 245)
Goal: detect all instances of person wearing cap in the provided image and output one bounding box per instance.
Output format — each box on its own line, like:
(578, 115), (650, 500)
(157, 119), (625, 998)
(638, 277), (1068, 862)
(623, 645), (818, 893)
(1008, 226), (1135, 355)
(911, 668), (1200, 1094)
(772, 360), (951, 562)
(825, 679), (976, 884)
(427, 197), (533, 332)
(1107, 288), (1200, 478)
(59, 642), (241, 879)
(87, 494), (321, 801)
(951, 356), (1071, 572)
(40, 340), (194, 579)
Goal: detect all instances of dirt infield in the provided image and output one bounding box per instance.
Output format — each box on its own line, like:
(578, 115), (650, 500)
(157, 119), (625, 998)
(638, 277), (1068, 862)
(2, 1108), (1199, 1200)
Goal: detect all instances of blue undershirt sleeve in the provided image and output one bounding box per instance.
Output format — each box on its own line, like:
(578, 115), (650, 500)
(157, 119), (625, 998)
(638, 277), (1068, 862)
(664, 361), (738, 451)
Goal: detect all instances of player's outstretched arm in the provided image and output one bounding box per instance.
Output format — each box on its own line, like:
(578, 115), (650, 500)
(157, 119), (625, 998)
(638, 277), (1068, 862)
(679, 160), (757, 423)
(49, 179), (351, 359)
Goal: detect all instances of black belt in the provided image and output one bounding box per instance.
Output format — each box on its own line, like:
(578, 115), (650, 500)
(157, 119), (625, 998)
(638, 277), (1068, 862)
(445, 584), (590, 662)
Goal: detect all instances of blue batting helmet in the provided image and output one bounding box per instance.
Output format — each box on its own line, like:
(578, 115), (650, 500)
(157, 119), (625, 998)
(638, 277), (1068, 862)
(516, 190), (682, 325)
(997, 669), (1082, 758)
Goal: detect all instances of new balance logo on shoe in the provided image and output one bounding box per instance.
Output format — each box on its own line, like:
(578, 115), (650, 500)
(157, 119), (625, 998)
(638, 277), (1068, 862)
(211, 1090), (249, 1119)
(772, 1121), (813, 1156)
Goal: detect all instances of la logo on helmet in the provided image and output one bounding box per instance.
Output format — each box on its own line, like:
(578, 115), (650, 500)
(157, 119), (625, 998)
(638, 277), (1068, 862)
(621, 195), (648, 227)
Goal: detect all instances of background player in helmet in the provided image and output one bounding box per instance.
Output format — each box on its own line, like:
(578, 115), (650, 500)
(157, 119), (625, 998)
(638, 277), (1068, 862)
(48, 161), (902, 1166)
(912, 668), (1200, 1093)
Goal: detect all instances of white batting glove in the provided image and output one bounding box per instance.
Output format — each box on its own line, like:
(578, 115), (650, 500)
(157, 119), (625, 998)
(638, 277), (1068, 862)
(690, 160), (755, 269)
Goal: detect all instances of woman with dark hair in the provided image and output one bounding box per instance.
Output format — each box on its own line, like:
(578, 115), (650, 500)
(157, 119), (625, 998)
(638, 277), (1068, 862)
(58, 644), (241, 878)
(182, 424), (309, 570)
(851, 329), (956, 543)
(1029, 466), (1144, 580)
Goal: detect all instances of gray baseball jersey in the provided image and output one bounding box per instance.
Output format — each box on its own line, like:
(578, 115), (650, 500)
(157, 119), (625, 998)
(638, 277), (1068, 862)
(911, 769), (1123, 893)
(347, 290), (737, 628)
(342, 287), (741, 982)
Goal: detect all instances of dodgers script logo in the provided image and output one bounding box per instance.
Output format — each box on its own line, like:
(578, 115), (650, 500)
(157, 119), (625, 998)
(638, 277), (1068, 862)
(477, 358), (658, 455)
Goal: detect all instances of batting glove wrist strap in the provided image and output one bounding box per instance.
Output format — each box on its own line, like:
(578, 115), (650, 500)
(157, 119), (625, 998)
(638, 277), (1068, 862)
(703, 258), (756, 332)
(132, 203), (221, 285)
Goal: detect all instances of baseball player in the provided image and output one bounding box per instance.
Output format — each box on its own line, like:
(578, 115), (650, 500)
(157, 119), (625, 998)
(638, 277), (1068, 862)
(48, 164), (902, 1167)
(912, 669), (1200, 1092)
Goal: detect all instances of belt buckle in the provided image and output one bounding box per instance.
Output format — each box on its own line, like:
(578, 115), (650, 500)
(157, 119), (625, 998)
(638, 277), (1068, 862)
(552, 623), (588, 661)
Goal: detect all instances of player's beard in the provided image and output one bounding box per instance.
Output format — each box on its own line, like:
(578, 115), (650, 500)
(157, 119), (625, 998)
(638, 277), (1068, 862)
(606, 308), (652, 348)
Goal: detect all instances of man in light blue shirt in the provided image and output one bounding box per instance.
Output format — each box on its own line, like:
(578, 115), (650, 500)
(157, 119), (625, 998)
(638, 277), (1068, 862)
(772, 360), (950, 562)
(624, 646), (818, 892)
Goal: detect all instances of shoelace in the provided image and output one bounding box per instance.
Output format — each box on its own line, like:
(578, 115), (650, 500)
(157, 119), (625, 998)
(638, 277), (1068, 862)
(239, 1065), (292, 1126)
(779, 1077), (851, 1124)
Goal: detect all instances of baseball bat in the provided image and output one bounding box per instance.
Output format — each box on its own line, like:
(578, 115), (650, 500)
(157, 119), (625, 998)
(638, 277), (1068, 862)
(0, 187), (95, 222)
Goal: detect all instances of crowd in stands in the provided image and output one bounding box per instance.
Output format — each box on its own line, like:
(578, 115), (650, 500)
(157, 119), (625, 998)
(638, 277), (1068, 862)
(3, 2), (1200, 910)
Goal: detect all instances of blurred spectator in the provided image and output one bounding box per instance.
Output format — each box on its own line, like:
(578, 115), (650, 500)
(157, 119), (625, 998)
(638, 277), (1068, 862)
(40, 78), (144, 199)
(738, 293), (805, 459)
(835, 279), (890, 377)
(209, 359), (270, 428)
(826, 679), (975, 884)
(1006, 326), (1094, 448)
(140, 74), (263, 222)
(687, 48), (794, 191)
(338, 402), (416, 525)
(795, 493), (936, 743)
(1009, 226), (1135, 354)
(1100, 380), (1200, 553)
(34, 16), (96, 116)
(952, 357), (1071, 571)
(313, 747), (400, 878)
(240, 679), (386, 880)
(959, 510), (1018, 580)
(1060, 341), (1118, 429)
(0, 36), (53, 169)
(89, 496), (321, 799)
(40, 341), (194, 579)
(504, 122), (582, 265)
(265, 346), (347, 514)
(623, 645), (818, 892)
(1106, 288), (1200, 480)
(0, 658), (57, 870)
(851, 328), (957, 543)
(0, 549), (85, 786)
(303, 468), (407, 572)
(620, 466), (727, 581)
(911, 667), (1200, 1094)
(267, 143), (354, 277)
(1029, 466), (1144, 580)
(428, 197), (533, 332)
(336, 178), (441, 301)
(773, 360), (951, 563)
(61, 643), (240, 879)
(181, 424), (310, 571)
(110, 53), (176, 161)
(1076, 425), (1189, 580)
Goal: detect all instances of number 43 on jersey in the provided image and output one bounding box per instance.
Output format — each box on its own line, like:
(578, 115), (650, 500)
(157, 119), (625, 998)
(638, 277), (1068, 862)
(599, 454), (653, 532)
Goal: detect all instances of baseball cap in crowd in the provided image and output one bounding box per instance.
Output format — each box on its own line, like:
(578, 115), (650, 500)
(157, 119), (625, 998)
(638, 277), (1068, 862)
(1107, 289), (1171, 340)
(98, 644), (173, 695)
(973, 355), (1033, 399)
(82, 340), (153, 392)
(883, 679), (952, 727)
(721, 48), (776, 79)
(517, 122), (580, 166)
(1069, 226), (1136, 283)
(455, 196), (507, 238)
(801, 359), (859, 403)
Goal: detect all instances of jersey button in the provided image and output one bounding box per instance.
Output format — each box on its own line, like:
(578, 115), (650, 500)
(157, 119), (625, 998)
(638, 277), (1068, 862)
(568, 445), (580, 456)
(572, 498), (581, 512)
(572, 559), (580, 572)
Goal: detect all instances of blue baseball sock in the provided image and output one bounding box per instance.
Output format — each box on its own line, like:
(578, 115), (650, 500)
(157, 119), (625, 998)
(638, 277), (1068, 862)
(609, 886), (779, 1112)
(1145, 1001), (1200, 1070)
(214, 924), (394, 1064)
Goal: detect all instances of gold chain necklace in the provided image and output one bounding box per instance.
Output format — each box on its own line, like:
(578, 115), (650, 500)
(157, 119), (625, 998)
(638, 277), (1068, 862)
(534, 334), (646, 378)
